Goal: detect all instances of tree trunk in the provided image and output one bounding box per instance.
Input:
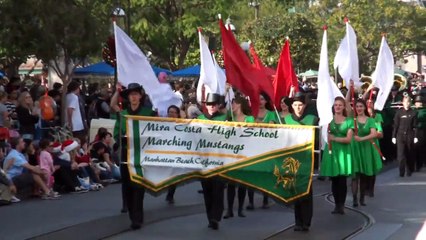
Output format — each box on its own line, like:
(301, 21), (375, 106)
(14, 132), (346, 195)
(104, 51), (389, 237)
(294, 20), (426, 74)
(60, 74), (70, 126)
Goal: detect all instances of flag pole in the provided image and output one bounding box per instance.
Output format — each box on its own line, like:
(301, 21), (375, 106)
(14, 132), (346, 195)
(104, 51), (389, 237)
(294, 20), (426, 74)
(273, 106), (282, 124)
(226, 86), (234, 121)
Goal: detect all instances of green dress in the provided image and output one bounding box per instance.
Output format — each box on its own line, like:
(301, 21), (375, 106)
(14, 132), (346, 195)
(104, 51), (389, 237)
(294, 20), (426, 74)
(232, 115), (255, 123)
(373, 113), (383, 133)
(352, 117), (383, 176)
(320, 118), (355, 177)
(257, 110), (277, 123)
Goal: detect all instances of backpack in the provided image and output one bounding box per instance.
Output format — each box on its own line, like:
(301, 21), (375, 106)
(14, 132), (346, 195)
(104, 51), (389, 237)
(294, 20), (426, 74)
(87, 99), (98, 124)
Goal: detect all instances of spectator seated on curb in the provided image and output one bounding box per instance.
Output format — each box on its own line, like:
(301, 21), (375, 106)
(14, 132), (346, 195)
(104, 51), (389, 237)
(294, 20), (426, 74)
(74, 139), (103, 191)
(1, 147), (20, 205)
(52, 140), (88, 193)
(90, 131), (120, 182)
(3, 137), (59, 200)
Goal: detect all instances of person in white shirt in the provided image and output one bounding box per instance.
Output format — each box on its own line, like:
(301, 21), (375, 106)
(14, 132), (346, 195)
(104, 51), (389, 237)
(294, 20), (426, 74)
(66, 81), (87, 145)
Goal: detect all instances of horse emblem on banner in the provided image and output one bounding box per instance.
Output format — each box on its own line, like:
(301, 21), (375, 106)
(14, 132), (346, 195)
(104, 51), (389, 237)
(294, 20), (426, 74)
(273, 157), (301, 192)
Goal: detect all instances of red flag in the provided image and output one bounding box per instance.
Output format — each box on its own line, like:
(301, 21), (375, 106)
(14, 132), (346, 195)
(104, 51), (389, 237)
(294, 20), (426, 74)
(250, 43), (265, 69)
(273, 39), (299, 109)
(249, 43), (276, 79)
(219, 19), (261, 116)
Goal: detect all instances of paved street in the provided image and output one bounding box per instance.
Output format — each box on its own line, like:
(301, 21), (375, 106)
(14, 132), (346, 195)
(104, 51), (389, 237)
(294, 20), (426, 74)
(1, 163), (426, 240)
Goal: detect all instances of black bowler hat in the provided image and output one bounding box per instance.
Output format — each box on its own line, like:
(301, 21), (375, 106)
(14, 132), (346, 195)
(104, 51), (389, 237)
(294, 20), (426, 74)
(120, 83), (144, 99)
(414, 95), (423, 103)
(285, 92), (306, 106)
(203, 93), (222, 104)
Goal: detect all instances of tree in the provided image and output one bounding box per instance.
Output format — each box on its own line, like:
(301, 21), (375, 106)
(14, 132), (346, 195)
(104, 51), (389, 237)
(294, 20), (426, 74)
(0, 0), (113, 122)
(129, 0), (236, 70)
(238, 13), (320, 73)
(307, 0), (426, 74)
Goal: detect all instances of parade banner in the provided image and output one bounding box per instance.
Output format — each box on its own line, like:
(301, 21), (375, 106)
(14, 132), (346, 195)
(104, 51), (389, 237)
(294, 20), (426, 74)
(126, 116), (315, 203)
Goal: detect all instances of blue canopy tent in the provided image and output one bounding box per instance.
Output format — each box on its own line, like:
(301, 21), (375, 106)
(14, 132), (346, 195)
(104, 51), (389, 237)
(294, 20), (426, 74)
(74, 62), (114, 76)
(171, 65), (201, 77)
(73, 62), (172, 77)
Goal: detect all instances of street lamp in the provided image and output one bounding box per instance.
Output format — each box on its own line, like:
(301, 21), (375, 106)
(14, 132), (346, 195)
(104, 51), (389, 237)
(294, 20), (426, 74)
(111, 4), (129, 35)
(112, 7), (126, 17)
(248, 1), (260, 20)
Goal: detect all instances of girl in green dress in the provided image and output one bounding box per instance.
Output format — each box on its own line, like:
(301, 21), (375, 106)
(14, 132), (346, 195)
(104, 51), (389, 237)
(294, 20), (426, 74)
(320, 97), (354, 214)
(278, 96), (291, 124)
(351, 99), (383, 207)
(247, 93), (275, 209)
(366, 99), (384, 197)
(224, 96), (254, 219)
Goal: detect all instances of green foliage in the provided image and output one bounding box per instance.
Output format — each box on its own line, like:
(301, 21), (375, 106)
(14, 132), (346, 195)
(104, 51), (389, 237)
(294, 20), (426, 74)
(307, 0), (426, 74)
(239, 13), (320, 72)
(130, 0), (236, 70)
(0, 0), (113, 78)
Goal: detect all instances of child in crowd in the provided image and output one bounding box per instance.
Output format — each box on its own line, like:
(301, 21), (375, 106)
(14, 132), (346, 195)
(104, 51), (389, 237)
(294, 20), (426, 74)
(38, 139), (59, 190)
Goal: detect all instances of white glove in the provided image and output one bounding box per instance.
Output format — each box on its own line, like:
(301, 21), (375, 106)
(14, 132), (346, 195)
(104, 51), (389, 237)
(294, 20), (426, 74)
(392, 138), (396, 144)
(414, 138), (418, 144)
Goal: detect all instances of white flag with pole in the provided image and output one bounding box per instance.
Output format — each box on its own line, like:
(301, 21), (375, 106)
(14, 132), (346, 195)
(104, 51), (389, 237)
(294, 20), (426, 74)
(317, 26), (343, 144)
(333, 18), (361, 88)
(114, 22), (180, 115)
(196, 29), (219, 103)
(372, 36), (394, 111)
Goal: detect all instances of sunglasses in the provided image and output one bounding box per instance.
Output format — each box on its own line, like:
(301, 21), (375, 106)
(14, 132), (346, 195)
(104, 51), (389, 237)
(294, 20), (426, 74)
(205, 102), (218, 106)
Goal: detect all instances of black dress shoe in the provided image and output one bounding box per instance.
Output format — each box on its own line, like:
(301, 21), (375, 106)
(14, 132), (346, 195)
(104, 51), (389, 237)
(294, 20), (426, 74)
(294, 225), (303, 231)
(130, 223), (142, 230)
(223, 212), (234, 219)
(302, 226), (310, 232)
(210, 220), (219, 230)
(238, 210), (246, 217)
(246, 204), (254, 210)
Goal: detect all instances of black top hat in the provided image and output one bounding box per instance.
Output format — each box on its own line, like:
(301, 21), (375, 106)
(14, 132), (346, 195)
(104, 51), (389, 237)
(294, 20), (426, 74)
(414, 95), (423, 103)
(203, 93), (222, 104)
(285, 92), (306, 106)
(120, 83), (144, 98)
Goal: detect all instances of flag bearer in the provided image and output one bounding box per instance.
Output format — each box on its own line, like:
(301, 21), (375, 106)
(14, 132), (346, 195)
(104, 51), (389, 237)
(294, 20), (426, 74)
(113, 83), (156, 230)
(197, 93), (227, 230)
(282, 92), (318, 232)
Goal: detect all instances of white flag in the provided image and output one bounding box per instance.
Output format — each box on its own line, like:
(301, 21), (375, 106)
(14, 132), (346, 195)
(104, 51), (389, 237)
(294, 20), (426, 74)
(372, 36), (394, 111)
(196, 30), (218, 103)
(317, 28), (343, 144)
(334, 21), (361, 88)
(114, 23), (180, 116)
(214, 55), (235, 108)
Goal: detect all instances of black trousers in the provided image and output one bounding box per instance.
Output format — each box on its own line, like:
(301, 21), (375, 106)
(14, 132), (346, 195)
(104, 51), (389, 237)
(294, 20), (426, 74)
(294, 186), (313, 227)
(396, 135), (415, 175)
(201, 177), (225, 222)
(226, 183), (246, 213)
(382, 125), (396, 161)
(331, 176), (347, 206)
(53, 166), (80, 192)
(166, 185), (176, 200)
(120, 164), (145, 225)
(415, 129), (425, 171)
(247, 190), (269, 205)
